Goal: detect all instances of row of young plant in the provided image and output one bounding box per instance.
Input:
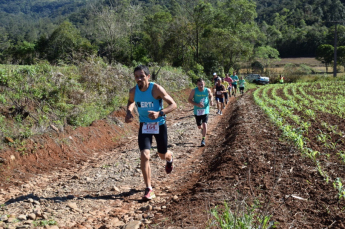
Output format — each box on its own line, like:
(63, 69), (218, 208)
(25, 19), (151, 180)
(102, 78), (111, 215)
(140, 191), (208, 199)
(0, 59), (191, 151)
(254, 83), (345, 199)
(301, 83), (345, 118)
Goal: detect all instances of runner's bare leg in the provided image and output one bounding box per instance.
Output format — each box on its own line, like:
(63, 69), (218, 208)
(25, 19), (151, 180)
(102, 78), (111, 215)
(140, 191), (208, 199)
(141, 149), (151, 187)
(202, 123), (207, 138)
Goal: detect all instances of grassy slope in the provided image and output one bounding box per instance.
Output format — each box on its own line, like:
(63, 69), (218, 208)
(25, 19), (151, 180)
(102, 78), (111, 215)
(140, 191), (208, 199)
(0, 59), (191, 151)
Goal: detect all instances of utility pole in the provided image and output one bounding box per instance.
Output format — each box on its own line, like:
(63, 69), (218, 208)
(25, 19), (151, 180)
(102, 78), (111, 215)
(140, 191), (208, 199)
(334, 23), (338, 77)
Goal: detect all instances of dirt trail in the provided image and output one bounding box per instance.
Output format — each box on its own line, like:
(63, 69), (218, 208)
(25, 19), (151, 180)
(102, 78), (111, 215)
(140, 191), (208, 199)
(1, 89), (345, 229)
(0, 89), (233, 229)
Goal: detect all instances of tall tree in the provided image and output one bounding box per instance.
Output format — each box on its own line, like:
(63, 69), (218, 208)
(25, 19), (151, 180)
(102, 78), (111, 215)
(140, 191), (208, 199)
(205, 0), (261, 72)
(144, 11), (172, 63)
(316, 44), (334, 72)
(46, 21), (94, 63)
(190, 1), (213, 62)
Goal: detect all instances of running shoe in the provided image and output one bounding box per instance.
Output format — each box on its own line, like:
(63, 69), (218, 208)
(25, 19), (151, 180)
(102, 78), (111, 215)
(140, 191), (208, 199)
(201, 139), (205, 146)
(165, 157), (173, 174)
(142, 188), (156, 200)
(220, 111), (223, 115)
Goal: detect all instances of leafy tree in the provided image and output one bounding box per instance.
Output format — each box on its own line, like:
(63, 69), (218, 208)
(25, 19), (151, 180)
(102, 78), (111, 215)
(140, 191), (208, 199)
(205, 0), (261, 73)
(189, 1), (213, 62)
(46, 21), (95, 63)
(316, 44), (334, 72)
(0, 27), (11, 61)
(11, 41), (36, 64)
(144, 11), (173, 63)
(254, 46), (280, 74)
(337, 46), (345, 69)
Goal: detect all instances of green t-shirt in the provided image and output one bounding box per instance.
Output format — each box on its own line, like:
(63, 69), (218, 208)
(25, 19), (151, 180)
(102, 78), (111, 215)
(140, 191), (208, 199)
(193, 88), (210, 116)
(231, 75), (239, 85)
(239, 79), (246, 87)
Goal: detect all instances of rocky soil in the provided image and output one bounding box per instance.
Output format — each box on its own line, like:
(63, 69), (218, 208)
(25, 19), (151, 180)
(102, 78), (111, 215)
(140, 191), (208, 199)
(1, 88), (345, 229)
(0, 88), (228, 229)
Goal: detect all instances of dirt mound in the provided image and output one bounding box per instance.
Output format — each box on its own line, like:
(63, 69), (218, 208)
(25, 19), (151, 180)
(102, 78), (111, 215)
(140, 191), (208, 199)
(0, 107), (139, 190)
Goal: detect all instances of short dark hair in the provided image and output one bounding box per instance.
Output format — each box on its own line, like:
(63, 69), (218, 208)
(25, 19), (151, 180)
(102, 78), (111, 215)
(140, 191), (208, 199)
(196, 78), (204, 83)
(134, 65), (150, 75)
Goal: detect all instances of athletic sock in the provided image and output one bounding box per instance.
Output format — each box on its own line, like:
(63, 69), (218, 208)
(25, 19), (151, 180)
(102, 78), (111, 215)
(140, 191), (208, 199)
(147, 186), (152, 190)
(167, 158), (173, 163)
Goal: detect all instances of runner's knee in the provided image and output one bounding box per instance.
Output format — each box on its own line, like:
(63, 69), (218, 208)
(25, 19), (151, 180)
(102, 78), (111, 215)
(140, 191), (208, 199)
(141, 150), (150, 161)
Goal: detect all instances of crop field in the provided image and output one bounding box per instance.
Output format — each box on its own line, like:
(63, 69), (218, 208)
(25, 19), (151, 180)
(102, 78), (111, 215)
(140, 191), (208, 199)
(254, 81), (345, 197)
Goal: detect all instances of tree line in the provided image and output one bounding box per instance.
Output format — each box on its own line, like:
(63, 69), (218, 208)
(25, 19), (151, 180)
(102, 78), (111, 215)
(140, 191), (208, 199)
(1, 0), (345, 76)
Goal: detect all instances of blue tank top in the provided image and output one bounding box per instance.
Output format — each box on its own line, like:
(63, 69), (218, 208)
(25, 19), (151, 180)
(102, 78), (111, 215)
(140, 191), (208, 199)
(193, 88), (209, 115)
(134, 82), (165, 125)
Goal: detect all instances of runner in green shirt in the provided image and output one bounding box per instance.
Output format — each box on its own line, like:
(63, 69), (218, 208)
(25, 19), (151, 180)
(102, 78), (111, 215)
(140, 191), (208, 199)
(188, 78), (213, 146)
(239, 76), (246, 95)
(230, 71), (239, 96)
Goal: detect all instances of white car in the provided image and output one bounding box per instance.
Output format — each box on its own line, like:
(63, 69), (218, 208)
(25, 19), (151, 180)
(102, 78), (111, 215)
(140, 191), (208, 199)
(245, 74), (269, 85)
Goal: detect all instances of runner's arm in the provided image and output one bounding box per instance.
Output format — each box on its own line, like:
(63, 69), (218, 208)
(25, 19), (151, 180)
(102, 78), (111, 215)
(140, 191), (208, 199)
(188, 89), (202, 107)
(222, 85), (226, 93)
(125, 87), (135, 123)
(212, 85), (216, 96)
(148, 84), (177, 120)
(208, 89), (214, 106)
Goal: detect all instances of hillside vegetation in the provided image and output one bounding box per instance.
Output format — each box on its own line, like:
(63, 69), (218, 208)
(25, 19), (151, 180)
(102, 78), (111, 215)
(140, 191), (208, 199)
(1, 0), (345, 76)
(0, 60), (190, 150)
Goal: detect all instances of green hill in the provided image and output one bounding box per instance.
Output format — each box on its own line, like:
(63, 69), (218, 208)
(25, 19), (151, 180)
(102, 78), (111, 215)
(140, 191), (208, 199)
(1, 0), (345, 70)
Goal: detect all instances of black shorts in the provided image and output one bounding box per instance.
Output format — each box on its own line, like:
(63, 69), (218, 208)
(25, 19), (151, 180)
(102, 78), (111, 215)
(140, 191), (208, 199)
(232, 84), (237, 89)
(194, 114), (209, 126)
(223, 92), (228, 100)
(240, 87), (244, 91)
(216, 97), (224, 103)
(138, 123), (168, 154)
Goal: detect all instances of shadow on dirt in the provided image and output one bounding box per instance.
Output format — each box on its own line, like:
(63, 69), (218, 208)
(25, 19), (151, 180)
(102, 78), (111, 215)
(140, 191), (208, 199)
(5, 189), (143, 205)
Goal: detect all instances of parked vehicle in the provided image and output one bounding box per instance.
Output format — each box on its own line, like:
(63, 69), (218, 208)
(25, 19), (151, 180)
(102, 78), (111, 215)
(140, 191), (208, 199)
(245, 74), (269, 85)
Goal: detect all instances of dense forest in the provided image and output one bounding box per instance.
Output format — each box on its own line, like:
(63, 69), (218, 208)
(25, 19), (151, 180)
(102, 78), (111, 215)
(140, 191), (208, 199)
(1, 0), (345, 75)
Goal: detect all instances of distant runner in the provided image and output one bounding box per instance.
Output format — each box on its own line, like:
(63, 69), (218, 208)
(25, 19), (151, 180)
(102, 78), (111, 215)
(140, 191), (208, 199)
(280, 74), (285, 84)
(221, 78), (229, 104)
(125, 65), (177, 200)
(224, 73), (233, 98)
(213, 77), (226, 115)
(239, 76), (246, 95)
(231, 71), (239, 96)
(213, 72), (218, 85)
(188, 78), (213, 146)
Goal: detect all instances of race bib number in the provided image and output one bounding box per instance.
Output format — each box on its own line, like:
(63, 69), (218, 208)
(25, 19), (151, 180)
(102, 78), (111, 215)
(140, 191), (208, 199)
(197, 109), (206, 116)
(216, 91), (222, 95)
(142, 122), (159, 134)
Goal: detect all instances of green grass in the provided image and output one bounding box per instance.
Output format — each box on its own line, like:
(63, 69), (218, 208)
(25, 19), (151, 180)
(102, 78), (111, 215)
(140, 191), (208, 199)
(32, 219), (57, 226)
(208, 201), (276, 229)
(0, 59), (191, 150)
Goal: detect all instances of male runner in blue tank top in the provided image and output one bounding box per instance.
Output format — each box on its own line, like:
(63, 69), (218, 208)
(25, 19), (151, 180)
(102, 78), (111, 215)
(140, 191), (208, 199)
(125, 65), (177, 200)
(188, 78), (213, 146)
